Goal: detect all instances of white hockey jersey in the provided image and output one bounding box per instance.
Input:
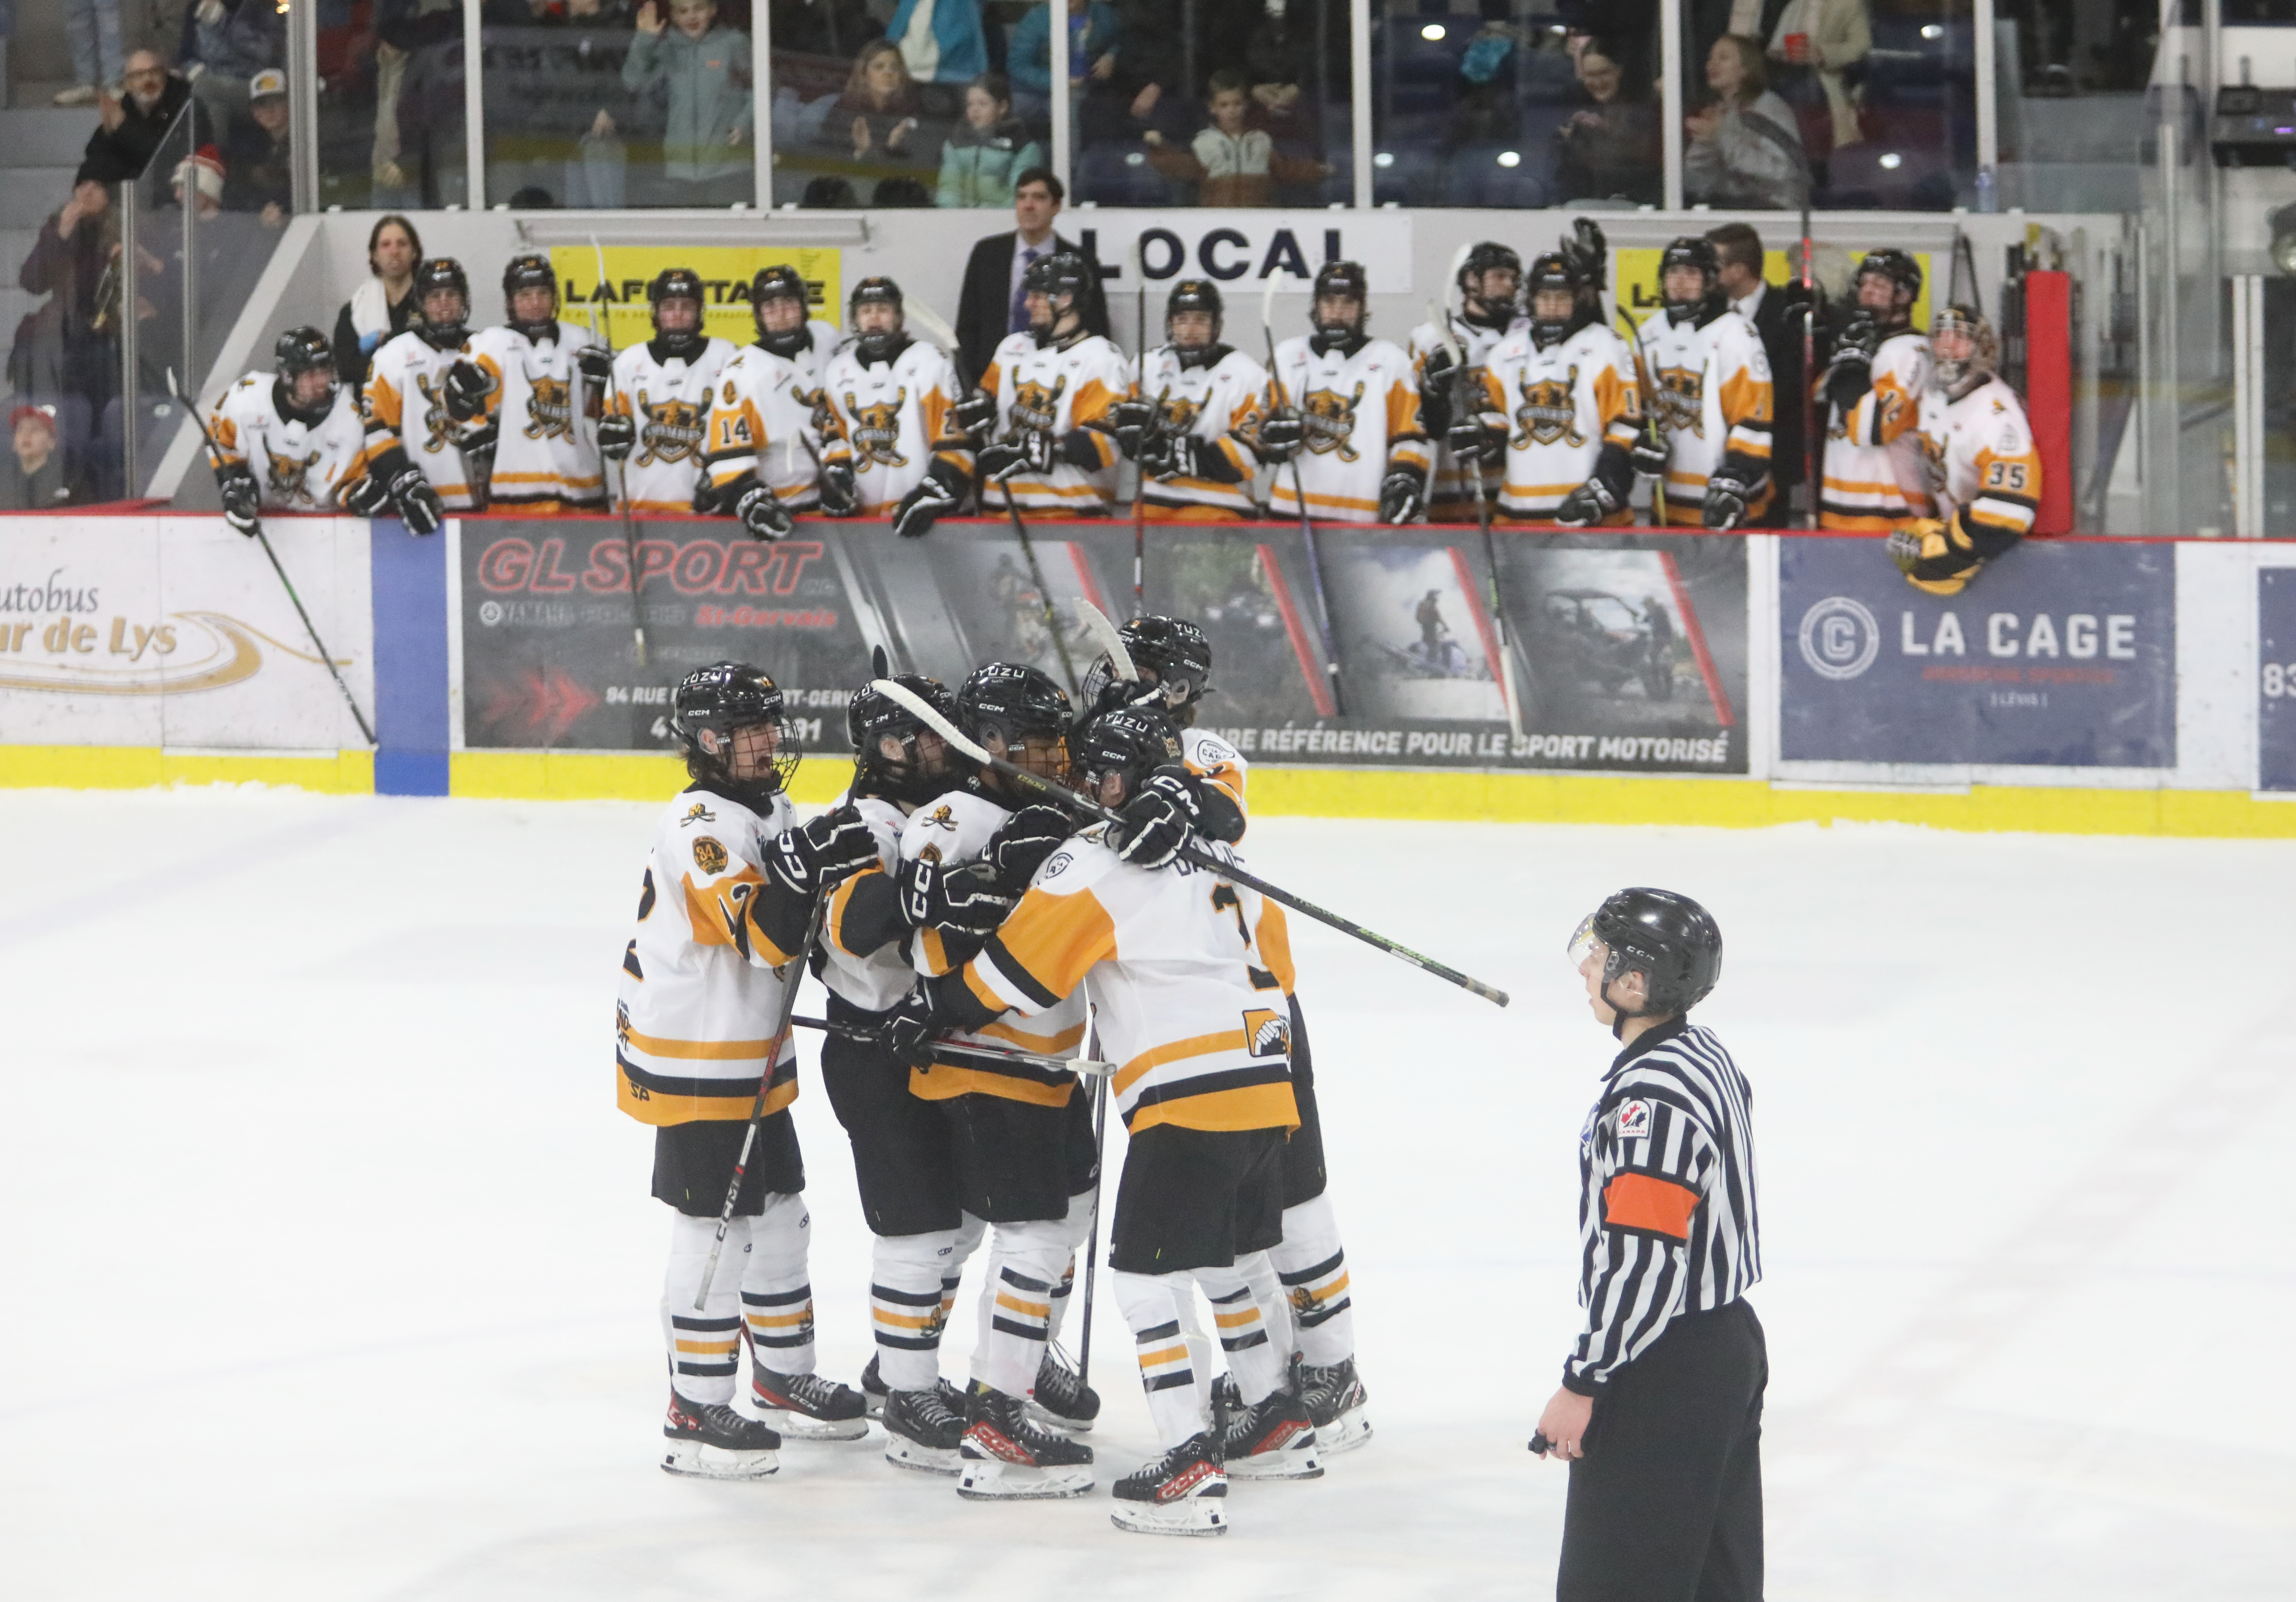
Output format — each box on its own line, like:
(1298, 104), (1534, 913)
(1922, 376), (2042, 545)
(901, 787), (1087, 1105)
(1182, 725), (1248, 825)
(817, 794), (920, 1015)
(1636, 306), (1774, 526)
(1821, 328), (1932, 531)
(980, 331), (1129, 514)
(610, 335), (738, 515)
(704, 332), (844, 513)
(818, 336), (972, 515)
(1267, 333), (1428, 524)
(211, 372), (366, 511)
(615, 784), (802, 1128)
(957, 835), (1297, 1137)
(1409, 311), (1527, 515)
(359, 330), (481, 508)
(465, 320), (607, 509)
(1131, 344), (1269, 521)
(1474, 323), (1641, 523)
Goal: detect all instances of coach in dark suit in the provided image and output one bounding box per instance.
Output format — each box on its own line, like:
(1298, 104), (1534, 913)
(1708, 222), (1813, 529)
(954, 168), (1112, 389)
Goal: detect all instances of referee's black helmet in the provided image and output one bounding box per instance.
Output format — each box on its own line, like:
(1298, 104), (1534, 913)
(1571, 888), (1723, 1014)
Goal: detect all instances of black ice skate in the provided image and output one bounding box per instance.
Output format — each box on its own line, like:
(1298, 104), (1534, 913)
(1217, 1385), (1323, 1480)
(1025, 1342), (1101, 1434)
(1110, 1432), (1228, 1536)
(956, 1384), (1095, 1499)
(881, 1384), (968, 1475)
(660, 1391), (781, 1480)
(860, 1353), (887, 1418)
(1210, 1371), (1242, 1423)
(752, 1366), (870, 1442)
(1294, 1356), (1372, 1454)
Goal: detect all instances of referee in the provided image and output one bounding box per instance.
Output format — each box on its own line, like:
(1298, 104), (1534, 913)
(1533, 888), (1764, 1602)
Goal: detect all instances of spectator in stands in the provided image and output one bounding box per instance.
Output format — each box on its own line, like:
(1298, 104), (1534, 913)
(82, 50), (210, 187)
(12, 174), (120, 488)
(55, 0), (125, 107)
(370, 0), (464, 204)
(222, 68), (293, 223)
(1144, 68), (1332, 207)
(885, 0), (987, 117)
(0, 405), (83, 510)
(953, 168), (1110, 388)
(1009, 0), (1119, 127)
(622, 0), (754, 207)
(331, 215), (424, 401)
(938, 73), (1045, 208)
(1765, 0), (1868, 156)
(1685, 34), (1804, 209)
(1708, 220), (1812, 527)
(1553, 37), (1660, 204)
(1239, 0), (1338, 200)
(180, 0), (284, 132)
(823, 38), (923, 164)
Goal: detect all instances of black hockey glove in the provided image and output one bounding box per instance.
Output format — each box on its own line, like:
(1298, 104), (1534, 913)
(1552, 475), (1620, 529)
(1108, 395), (1156, 459)
(1253, 407), (1304, 464)
(1138, 429), (1197, 482)
(882, 985), (948, 1069)
(596, 412), (636, 461)
(1629, 424), (1669, 479)
(1703, 473), (1753, 530)
(391, 468), (445, 536)
(1420, 343), (1457, 397)
(978, 428), (1054, 481)
(1108, 765), (1199, 869)
(765, 804), (880, 898)
(339, 470), (392, 518)
(1378, 466), (1427, 526)
(892, 466), (962, 539)
(1824, 313), (1878, 411)
(443, 358), (494, 422)
(819, 459), (861, 516)
(736, 483), (793, 542)
(576, 346), (616, 386)
(1560, 218), (1608, 287)
(216, 462), (261, 534)
(951, 386), (997, 444)
(694, 470), (743, 517)
(896, 852), (1016, 936)
(986, 801), (1076, 893)
(1447, 415), (1505, 464)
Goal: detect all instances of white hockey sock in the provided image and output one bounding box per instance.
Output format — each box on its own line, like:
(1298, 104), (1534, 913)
(1197, 1265), (1285, 1407)
(1044, 1187), (1095, 1346)
(870, 1228), (960, 1393)
(1236, 1249), (1294, 1363)
(739, 1192), (817, 1377)
(1270, 1193), (1354, 1369)
(1112, 1270), (1214, 1449)
(941, 1212), (986, 1339)
(663, 1213), (748, 1406)
(971, 1219), (1070, 1398)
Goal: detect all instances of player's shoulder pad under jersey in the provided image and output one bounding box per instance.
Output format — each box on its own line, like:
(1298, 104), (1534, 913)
(665, 783), (785, 855)
(1185, 728), (1242, 766)
(898, 787), (1008, 863)
(1026, 829), (1120, 895)
(848, 794), (910, 869)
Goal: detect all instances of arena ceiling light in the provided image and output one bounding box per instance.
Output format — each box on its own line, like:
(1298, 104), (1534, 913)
(1878, 152), (1903, 169)
(1421, 22), (1445, 40)
(1497, 151), (1522, 167)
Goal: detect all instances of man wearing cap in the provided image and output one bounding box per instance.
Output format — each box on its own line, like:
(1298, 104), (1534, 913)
(223, 68), (294, 223)
(0, 405), (83, 510)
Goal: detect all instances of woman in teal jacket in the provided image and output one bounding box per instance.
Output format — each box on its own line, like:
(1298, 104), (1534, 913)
(937, 73), (1046, 207)
(622, 0), (754, 204)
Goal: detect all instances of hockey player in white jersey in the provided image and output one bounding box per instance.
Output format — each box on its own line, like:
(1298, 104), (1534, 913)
(461, 251), (607, 510)
(210, 327), (367, 528)
(974, 250), (1130, 516)
(356, 256), (487, 534)
(1261, 260), (1430, 526)
(703, 265), (844, 539)
(1453, 250), (1642, 527)
(1890, 304), (2043, 595)
(598, 268), (736, 515)
(1412, 242), (1528, 522)
(1107, 279), (1270, 522)
(620, 663), (880, 1477)
(814, 278), (975, 534)
(1635, 237), (1775, 530)
(1820, 249), (1933, 531)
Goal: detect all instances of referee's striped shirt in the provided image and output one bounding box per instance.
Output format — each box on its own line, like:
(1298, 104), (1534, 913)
(1564, 1015), (1761, 1393)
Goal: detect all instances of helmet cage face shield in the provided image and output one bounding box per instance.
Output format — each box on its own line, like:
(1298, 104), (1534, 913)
(694, 715), (802, 793)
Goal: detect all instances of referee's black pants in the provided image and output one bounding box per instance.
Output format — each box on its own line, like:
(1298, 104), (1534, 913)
(1557, 1299), (1766, 1602)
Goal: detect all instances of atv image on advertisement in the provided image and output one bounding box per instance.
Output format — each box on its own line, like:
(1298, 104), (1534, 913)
(1529, 588), (1676, 701)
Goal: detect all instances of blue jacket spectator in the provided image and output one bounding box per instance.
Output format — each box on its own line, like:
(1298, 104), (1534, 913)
(1009, 0), (1119, 101)
(885, 0), (987, 89)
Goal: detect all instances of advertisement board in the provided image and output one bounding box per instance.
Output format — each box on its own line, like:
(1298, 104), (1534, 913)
(0, 515), (374, 749)
(1779, 536), (2175, 767)
(2261, 568), (2296, 792)
(456, 518), (1747, 774)
(1068, 213), (1415, 295)
(549, 246), (845, 351)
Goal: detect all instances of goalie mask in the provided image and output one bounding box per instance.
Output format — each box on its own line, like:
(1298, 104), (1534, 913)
(1658, 236), (1721, 325)
(1567, 886), (1723, 1029)
(671, 661), (802, 800)
(1165, 279), (1224, 369)
(849, 276), (907, 365)
(1456, 242), (1523, 331)
(1310, 260), (1371, 356)
(750, 264), (813, 358)
(272, 325), (337, 426)
(648, 268), (707, 360)
(848, 672), (956, 805)
(1929, 303), (1998, 400)
(502, 252), (559, 340)
(412, 257), (472, 350)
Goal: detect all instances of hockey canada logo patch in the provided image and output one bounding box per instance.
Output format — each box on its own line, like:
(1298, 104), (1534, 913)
(1301, 382), (1366, 461)
(842, 386), (910, 469)
(1513, 365), (1584, 448)
(691, 836), (728, 874)
(1615, 1099), (1654, 1140)
(1241, 1008), (1291, 1058)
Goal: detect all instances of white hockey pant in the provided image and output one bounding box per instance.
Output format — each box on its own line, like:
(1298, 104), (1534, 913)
(662, 1193), (814, 1405)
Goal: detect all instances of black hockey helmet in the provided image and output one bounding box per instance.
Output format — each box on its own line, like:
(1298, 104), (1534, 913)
(272, 325), (337, 424)
(1457, 241), (1522, 328)
(750, 264), (812, 356)
(1119, 615), (1214, 715)
(957, 662), (1073, 776)
(671, 661), (801, 798)
(1659, 236), (1721, 323)
(1310, 260), (1370, 351)
(1071, 705), (1185, 808)
(1022, 251), (1095, 345)
(648, 267), (707, 356)
(502, 251), (558, 337)
(1568, 887), (1723, 1019)
(1525, 250), (1583, 351)
(1853, 248), (1923, 329)
(411, 257), (472, 349)
(848, 671), (956, 805)
(848, 276), (907, 364)
(1165, 278), (1224, 360)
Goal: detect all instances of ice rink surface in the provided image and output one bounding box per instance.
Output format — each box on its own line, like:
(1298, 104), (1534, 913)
(1, 787), (2292, 1600)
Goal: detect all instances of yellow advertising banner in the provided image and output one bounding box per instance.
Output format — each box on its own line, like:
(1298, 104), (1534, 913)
(1614, 249), (1932, 331)
(548, 246), (843, 350)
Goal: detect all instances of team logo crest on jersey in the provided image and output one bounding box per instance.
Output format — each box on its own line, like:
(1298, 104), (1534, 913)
(522, 375), (576, 440)
(410, 373), (456, 454)
(1241, 1008), (1291, 1058)
(1513, 366), (1584, 448)
(692, 836), (728, 873)
(921, 804), (958, 832)
(680, 803), (717, 826)
(636, 389), (706, 465)
(1160, 395), (1203, 435)
(1650, 365), (1706, 438)
(1009, 375), (1068, 433)
(842, 388), (910, 468)
(1301, 383), (1365, 461)
(264, 445), (322, 501)
(1616, 1099), (1654, 1140)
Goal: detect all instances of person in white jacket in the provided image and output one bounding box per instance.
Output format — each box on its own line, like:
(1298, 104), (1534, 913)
(1685, 36), (1806, 211)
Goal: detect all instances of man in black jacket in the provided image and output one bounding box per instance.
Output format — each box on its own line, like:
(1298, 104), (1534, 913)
(82, 51), (212, 186)
(1707, 222), (1812, 528)
(953, 169), (1110, 389)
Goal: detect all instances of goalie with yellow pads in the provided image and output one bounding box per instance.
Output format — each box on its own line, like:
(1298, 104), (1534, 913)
(1891, 305), (2041, 595)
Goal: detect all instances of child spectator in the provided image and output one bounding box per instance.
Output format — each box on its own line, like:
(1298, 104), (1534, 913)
(1144, 67), (1330, 207)
(621, 0), (754, 206)
(937, 72), (1044, 208)
(0, 405), (83, 510)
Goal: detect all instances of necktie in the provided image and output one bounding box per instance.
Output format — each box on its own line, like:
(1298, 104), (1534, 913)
(1011, 245), (1039, 335)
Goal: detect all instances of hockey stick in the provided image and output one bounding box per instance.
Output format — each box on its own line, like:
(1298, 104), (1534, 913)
(696, 889), (829, 1308)
(1131, 241), (1149, 616)
(991, 385), (1083, 696)
(904, 297), (960, 356)
(1076, 1027), (1109, 1390)
(871, 679), (1509, 1006)
(786, 1015), (1115, 1078)
(1260, 275), (1346, 716)
(1427, 304), (1524, 742)
(1614, 304), (1667, 527)
(1800, 191), (1820, 530)
(592, 236), (648, 667)
(167, 367), (377, 747)
(1074, 597), (1140, 687)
